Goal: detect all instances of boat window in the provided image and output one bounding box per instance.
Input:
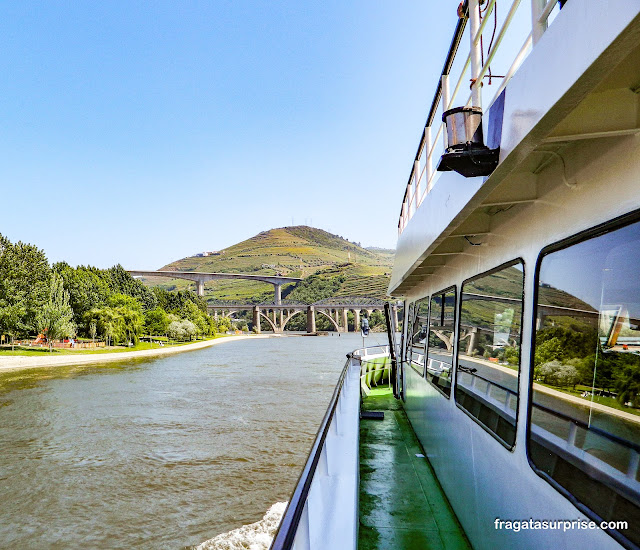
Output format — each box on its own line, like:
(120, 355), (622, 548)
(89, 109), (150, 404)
(529, 219), (640, 548)
(408, 297), (429, 376)
(426, 287), (456, 397)
(455, 261), (524, 448)
(403, 301), (415, 364)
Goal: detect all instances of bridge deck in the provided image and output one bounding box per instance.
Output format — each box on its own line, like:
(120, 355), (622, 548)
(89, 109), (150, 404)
(359, 388), (470, 550)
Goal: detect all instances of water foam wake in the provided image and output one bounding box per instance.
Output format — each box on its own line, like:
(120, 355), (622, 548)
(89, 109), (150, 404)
(196, 502), (288, 550)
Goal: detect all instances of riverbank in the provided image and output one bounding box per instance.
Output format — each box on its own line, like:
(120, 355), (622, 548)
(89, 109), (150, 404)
(0, 334), (274, 372)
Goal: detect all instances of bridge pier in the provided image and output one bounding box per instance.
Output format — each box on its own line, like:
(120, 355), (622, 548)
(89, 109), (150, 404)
(253, 306), (261, 334)
(307, 306), (316, 333)
(341, 308), (348, 333)
(466, 327), (477, 355)
(197, 279), (205, 296)
(274, 284), (282, 305)
(354, 310), (360, 333)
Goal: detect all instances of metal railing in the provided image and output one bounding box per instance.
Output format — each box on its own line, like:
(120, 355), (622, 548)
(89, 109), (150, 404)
(352, 345), (389, 358)
(270, 358), (352, 550)
(532, 401), (640, 489)
(459, 367), (518, 410)
(398, 0), (563, 234)
(270, 348), (379, 550)
(459, 367), (640, 494)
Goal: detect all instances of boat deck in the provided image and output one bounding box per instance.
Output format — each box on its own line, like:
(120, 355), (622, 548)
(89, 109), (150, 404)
(358, 388), (471, 550)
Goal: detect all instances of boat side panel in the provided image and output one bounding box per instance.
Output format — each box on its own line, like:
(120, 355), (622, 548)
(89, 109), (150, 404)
(399, 133), (640, 549)
(404, 366), (621, 550)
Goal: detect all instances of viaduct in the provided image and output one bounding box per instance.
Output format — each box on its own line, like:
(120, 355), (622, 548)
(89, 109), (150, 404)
(128, 270), (302, 305)
(208, 299), (400, 334)
(128, 269), (399, 333)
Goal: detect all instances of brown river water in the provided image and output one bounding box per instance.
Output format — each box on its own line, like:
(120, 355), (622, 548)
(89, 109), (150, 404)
(0, 332), (378, 549)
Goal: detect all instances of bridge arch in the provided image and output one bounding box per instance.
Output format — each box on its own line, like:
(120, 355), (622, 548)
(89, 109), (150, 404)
(282, 309), (306, 331)
(316, 310), (340, 332)
(223, 309), (243, 319)
(258, 312), (278, 332)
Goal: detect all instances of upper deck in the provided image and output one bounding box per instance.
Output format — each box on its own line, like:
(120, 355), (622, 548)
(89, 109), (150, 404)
(390, 0), (640, 297)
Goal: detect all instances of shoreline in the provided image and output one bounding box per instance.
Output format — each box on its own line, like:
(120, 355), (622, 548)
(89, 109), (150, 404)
(0, 334), (276, 373)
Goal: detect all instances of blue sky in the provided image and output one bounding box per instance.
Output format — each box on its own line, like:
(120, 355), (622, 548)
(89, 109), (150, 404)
(0, 2), (461, 269)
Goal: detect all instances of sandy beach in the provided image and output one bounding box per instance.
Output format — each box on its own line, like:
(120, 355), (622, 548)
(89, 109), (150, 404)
(0, 334), (275, 372)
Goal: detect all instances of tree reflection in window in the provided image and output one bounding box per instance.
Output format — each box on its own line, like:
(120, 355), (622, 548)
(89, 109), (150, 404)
(530, 220), (640, 547)
(426, 287), (456, 397)
(455, 261), (524, 447)
(408, 298), (429, 376)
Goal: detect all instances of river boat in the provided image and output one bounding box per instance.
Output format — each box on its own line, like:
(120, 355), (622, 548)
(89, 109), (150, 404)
(270, 1), (640, 549)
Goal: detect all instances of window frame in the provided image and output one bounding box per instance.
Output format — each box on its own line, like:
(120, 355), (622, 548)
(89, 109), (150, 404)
(526, 209), (640, 550)
(425, 285), (457, 399)
(408, 297), (429, 376)
(402, 301), (414, 365)
(454, 258), (526, 451)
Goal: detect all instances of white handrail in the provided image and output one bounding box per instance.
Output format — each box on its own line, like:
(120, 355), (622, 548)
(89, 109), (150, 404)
(448, 53), (471, 111)
(398, 0), (562, 235)
(473, 0), (498, 45)
(476, 0), (523, 83)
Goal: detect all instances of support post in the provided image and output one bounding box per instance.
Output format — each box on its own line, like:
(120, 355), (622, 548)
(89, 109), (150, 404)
(469, 0), (483, 108)
(253, 306), (261, 334)
(342, 308), (348, 333)
(442, 74), (451, 150)
(414, 160), (420, 208)
(307, 306), (316, 334)
(197, 279), (205, 296)
(467, 327), (477, 355)
(425, 126), (433, 193)
(274, 283), (282, 305)
(354, 310), (360, 333)
(532, 0), (547, 45)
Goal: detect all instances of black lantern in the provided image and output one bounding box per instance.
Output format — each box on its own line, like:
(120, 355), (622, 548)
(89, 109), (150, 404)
(437, 106), (499, 177)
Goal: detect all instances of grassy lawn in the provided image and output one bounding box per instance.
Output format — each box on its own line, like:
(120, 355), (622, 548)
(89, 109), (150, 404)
(0, 335), (229, 356)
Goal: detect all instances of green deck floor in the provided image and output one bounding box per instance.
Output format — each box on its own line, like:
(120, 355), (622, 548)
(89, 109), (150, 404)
(358, 388), (472, 550)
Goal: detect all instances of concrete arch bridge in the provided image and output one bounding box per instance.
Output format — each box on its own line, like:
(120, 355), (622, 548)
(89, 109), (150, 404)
(208, 297), (399, 334)
(128, 270), (301, 304)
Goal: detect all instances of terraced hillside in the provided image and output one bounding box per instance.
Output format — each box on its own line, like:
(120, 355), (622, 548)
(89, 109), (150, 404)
(138, 226), (395, 303)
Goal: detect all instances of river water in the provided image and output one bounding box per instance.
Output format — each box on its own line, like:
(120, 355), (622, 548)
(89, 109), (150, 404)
(0, 332), (378, 549)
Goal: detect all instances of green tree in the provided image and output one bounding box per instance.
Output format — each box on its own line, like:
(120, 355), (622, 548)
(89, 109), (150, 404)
(106, 265), (157, 311)
(54, 262), (111, 325)
(37, 273), (75, 352)
(615, 358), (640, 408)
(108, 294), (144, 345)
(181, 300), (209, 336)
(0, 304), (26, 350)
(0, 235), (51, 341)
(84, 306), (124, 346)
(145, 307), (170, 336)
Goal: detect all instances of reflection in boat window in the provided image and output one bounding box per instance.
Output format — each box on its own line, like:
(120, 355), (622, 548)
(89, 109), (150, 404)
(426, 287), (456, 397)
(403, 301), (415, 364)
(455, 261), (524, 447)
(530, 220), (640, 547)
(409, 298), (429, 376)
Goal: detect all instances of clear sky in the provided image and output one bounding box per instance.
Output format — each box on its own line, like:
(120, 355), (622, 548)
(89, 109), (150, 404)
(0, 2), (462, 270)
